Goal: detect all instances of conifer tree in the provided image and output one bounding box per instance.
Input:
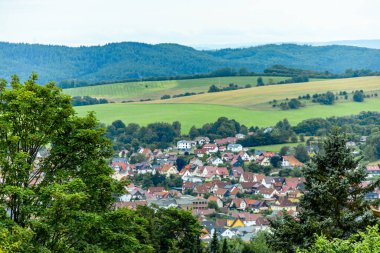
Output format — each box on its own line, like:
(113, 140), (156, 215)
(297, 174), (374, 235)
(209, 232), (219, 253)
(268, 128), (380, 252)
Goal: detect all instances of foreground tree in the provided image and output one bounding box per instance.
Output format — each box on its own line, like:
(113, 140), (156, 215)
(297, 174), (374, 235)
(268, 128), (380, 252)
(298, 225), (380, 253)
(0, 74), (202, 252)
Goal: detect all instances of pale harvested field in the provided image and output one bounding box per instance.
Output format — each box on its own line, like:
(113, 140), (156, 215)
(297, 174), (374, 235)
(152, 77), (380, 108)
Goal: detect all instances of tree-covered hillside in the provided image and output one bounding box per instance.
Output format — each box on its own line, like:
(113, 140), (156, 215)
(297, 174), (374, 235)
(1, 42), (380, 84)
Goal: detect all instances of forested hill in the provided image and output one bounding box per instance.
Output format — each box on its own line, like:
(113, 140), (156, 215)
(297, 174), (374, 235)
(1, 41), (380, 84)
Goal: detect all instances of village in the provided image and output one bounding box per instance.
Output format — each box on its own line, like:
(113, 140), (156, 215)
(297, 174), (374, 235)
(110, 133), (380, 243)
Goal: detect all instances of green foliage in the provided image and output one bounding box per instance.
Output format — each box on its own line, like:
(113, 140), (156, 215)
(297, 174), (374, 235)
(106, 120), (181, 149)
(298, 225), (380, 253)
(268, 129), (380, 252)
(257, 77), (264, 86)
(193, 117), (242, 140)
(209, 232), (219, 253)
(353, 90), (365, 102)
(2, 42), (380, 85)
(294, 144), (310, 163)
(239, 119), (295, 146)
(0, 73), (202, 252)
(364, 133), (380, 161)
(71, 95), (108, 106)
(136, 206), (203, 253)
(208, 201), (219, 210)
(131, 173), (182, 189)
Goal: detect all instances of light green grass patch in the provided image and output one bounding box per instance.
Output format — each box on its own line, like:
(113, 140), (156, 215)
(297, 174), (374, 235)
(75, 98), (380, 133)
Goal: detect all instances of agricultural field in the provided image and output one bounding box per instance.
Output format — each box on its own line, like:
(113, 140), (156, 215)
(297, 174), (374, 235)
(249, 142), (306, 153)
(153, 76), (380, 109)
(64, 76), (292, 101)
(75, 98), (380, 133)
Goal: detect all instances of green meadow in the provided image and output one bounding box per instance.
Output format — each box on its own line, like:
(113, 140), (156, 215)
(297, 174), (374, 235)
(75, 98), (380, 133)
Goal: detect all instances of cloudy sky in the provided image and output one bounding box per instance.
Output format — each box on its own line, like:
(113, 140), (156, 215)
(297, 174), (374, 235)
(1, 0), (379, 47)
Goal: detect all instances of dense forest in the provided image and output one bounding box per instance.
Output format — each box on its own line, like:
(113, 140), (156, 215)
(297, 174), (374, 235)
(1, 42), (380, 84)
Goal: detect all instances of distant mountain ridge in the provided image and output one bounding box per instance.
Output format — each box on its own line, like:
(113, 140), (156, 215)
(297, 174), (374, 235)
(1, 41), (380, 84)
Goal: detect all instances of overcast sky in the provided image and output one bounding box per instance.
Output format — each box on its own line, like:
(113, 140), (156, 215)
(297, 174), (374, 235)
(1, 0), (379, 47)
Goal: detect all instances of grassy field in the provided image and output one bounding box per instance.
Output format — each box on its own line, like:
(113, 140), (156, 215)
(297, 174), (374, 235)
(75, 98), (380, 133)
(249, 142), (305, 152)
(64, 76), (292, 101)
(153, 76), (380, 109)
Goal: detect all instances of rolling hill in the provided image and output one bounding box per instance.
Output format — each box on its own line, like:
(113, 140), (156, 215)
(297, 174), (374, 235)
(74, 76), (380, 132)
(1, 42), (380, 84)
(153, 76), (380, 108)
(63, 76), (292, 102)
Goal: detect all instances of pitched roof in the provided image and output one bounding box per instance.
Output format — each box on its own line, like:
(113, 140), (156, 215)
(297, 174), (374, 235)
(282, 155), (304, 167)
(367, 165), (380, 171)
(147, 187), (165, 193)
(241, 172), (254, 182)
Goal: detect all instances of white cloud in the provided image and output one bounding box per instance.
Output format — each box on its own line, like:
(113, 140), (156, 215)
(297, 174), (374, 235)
(0, 0), (379, 46)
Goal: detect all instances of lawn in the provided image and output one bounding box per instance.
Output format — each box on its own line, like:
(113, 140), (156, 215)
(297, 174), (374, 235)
(63, 76), (291, 101)
(154, 76), (380, 109)
(75, 98), (380, 133)
(249, 142), (305, 152)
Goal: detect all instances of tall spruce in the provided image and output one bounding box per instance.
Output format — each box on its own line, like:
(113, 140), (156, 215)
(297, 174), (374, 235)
(209, 232), (219, 253)
(268, 128), (380, 252)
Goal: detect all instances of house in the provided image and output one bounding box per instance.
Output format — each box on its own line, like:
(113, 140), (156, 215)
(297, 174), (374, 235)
(256, 156), (271, 166)
(111, 157), (128, 173)
(135, 162), (153, 174)
(231, 167), (244, 179)
(282, 155), (304, 169)
(226, 218), (245, 228)
(177, 140), (196, 150)
(194, 184), (210, 197)
(182, 182), (195, 193)
(253, 217), (270, 233)
(215, 188), (229, 199)
(220, 228), (237, 239)
(194, 136), (210, 145)
(258, 188), (277, 199)
(222, 152), (234, 162)
(207, 157), (224, 166)
(230, 198), (247, 210)
(367, 165), (380, 178)
(238, 152), (252, 161)
(240, 172), (254, 182)
(271, 198), (298, 212)
(203, 144), (218, 153)
(157, 164), (178, 177)
(189, 157), (203, 167)
(194, 148), (207, 158)
(235, 133), (246, 139)
(138, 148), (153, 160)
(147, 187), (166, 194)
(232, 212), (263, 226)
(239, 182), (255, 193)
(214, 137), (237, 146)
(231, 156), (244, 167)
(229, 187), (239, 199)
(208, 196), (224, 208)
(261, 176), (274, 188)
(219, 146), (227, 152)
(227, 144), (243, 152)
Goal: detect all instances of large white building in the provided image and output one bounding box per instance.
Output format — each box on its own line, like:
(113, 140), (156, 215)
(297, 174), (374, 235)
(177, 140), (196, 150)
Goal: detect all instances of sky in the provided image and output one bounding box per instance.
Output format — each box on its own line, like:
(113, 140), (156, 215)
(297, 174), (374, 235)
(0, 0), (379, 48)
